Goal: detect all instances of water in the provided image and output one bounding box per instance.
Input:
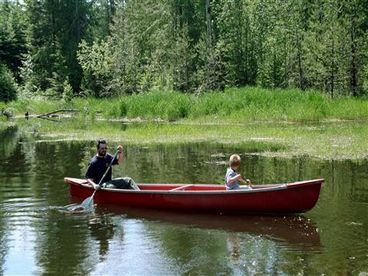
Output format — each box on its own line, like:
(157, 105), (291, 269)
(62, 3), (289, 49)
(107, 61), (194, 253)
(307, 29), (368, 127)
(0, 124), (368, 275)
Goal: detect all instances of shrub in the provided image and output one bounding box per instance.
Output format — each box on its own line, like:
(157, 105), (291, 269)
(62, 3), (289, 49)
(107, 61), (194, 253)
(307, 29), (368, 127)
(62, 80), (74, 102)
(0, 63), (17, 102)
(119, 100), (128, 117)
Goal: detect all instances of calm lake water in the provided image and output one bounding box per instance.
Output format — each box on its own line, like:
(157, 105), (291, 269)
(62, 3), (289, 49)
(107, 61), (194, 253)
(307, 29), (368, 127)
(0, 123), (368, 275)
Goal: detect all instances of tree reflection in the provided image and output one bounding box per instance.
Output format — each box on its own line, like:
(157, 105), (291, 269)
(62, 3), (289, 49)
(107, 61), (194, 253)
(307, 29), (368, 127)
(100, 205), (321, 274)
(0, 126), (25, 275)
(1, 123), (368, 274)
(88, 212), (116, 260)
(0, 125), (19, 158)
(30, 142), (97, 274)
(33, 212), (93, 275)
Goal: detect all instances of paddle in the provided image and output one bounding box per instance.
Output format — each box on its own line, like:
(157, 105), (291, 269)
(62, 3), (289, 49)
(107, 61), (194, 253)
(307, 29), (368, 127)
(239, 177), (252, 189)
(81, 150), (119, 209)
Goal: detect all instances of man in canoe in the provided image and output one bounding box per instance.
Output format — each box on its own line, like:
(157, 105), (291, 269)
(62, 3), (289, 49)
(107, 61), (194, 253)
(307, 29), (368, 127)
(225, 154), (252, 190)
(86, 138), (139, 190)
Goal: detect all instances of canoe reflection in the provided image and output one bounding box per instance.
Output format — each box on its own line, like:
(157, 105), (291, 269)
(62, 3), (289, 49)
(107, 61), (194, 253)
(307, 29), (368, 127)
(93, 203), (321, 249)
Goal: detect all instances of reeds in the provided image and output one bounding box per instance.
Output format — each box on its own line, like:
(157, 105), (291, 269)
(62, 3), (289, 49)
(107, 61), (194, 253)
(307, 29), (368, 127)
(5, 87), (368, 122)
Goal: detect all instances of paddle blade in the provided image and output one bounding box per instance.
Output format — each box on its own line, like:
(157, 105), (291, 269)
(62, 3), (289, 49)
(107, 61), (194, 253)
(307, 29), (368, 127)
(80, 195), (94, 212)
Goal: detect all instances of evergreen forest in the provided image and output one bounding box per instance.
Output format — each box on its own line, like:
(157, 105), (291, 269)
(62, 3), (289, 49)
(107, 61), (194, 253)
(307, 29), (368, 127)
(1, 0), (368, 102)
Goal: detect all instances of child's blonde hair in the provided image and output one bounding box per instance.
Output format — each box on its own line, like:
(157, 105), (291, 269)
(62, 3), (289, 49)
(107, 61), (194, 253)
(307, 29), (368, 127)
(229, 154), (241, 167)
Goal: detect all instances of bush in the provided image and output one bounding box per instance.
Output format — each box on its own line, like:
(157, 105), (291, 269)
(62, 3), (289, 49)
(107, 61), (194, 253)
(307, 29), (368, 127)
(62, 80), (74, 102)
(0, 63), (17, 102)
(119, 100), (128, 117)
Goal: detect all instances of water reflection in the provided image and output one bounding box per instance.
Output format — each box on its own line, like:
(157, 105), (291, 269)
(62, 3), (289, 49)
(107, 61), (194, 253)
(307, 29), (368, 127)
(0, 212), (7, 276)
(88, 214), (116, 260)
(0, 124), (368, 274)
(227, 232), (241, 261)
(33, 210), (92, 275)
(96, 205), (321, 249)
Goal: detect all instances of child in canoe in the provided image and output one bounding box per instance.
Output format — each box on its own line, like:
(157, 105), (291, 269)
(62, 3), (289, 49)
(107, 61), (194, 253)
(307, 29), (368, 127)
(225, 154), (252, 190)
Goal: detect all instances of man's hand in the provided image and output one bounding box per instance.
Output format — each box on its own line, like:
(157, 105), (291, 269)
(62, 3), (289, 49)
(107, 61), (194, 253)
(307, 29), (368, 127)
(87, 179), (101, 190)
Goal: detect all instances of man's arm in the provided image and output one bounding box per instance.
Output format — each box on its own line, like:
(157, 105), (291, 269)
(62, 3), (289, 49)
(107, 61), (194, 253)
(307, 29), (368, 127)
(87, 178), (102, 190)
(85, 160), (95, 180)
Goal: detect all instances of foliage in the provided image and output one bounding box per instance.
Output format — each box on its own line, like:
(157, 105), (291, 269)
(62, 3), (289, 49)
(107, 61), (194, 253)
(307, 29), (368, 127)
(62, 80), (74, 102)
(77, 40), (113, 97)
(77, 0), (368, 96)
(0, 0), (27, 81)
(5, 87), (368, 123)
(0, 62), (17, 102)
(1, 0), (368, 98)
(21, 0), (90, 98)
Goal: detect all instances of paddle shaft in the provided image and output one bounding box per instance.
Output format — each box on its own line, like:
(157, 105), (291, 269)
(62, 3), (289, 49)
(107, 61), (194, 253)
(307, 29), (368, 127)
(98, 151), (119, 186)
(90, 150), (119, 198)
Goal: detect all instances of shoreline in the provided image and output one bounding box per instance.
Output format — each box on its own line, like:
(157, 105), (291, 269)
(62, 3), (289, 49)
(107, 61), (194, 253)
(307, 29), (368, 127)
(2, 117), (367, 161)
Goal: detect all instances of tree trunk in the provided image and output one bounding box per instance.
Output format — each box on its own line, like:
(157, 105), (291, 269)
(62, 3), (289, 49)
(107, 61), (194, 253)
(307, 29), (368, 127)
(205, 0), (213, 51)
(330, 37), (335, 98)
(296, 31), (305, 90)
(349, 15), (358, 96)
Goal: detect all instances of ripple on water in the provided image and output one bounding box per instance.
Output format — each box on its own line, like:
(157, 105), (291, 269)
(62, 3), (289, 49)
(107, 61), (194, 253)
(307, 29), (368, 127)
(88, 217), (182, 275)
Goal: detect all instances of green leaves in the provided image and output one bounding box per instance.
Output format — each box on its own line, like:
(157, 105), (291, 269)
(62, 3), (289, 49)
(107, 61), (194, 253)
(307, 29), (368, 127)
(1, 0), (368, 98)
(0, 62), (17, 102)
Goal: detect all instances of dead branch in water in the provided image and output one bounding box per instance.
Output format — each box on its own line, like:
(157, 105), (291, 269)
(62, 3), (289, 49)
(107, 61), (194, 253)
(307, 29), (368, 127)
(36, 109), (79, 118)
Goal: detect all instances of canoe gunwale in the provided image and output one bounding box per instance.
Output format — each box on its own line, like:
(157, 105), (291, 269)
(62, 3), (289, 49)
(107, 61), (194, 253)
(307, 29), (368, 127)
(64, 177), (324, 195)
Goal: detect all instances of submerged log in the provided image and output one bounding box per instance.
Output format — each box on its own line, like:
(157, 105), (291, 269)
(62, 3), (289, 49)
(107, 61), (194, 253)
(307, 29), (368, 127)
(36, 109), (79, 118)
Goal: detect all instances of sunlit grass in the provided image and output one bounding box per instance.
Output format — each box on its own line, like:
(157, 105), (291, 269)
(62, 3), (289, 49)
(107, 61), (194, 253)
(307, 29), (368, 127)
(6, 118), (368, 160)
(4, 87), (368, 122)
(2, 87), (368, 160)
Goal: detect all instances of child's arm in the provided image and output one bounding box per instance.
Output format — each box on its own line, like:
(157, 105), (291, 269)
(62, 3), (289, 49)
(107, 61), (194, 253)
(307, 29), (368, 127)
(227, 173), (243, 185)
(239, 177), (252, 187)
(228, 174), (252, 186)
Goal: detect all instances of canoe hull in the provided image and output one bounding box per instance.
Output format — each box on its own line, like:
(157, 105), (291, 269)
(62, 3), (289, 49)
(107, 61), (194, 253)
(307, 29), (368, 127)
(65, 178), (323, 214)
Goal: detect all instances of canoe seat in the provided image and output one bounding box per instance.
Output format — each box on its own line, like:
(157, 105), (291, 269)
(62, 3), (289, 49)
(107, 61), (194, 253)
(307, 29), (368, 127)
(169, 184), (193, 191)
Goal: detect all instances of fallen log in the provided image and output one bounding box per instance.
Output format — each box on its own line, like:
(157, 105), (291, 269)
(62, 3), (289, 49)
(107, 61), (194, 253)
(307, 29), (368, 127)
(36, 109), (79, 118)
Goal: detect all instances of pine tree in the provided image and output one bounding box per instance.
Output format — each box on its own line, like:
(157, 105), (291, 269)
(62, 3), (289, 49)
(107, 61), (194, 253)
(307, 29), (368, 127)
(213, 0), (257, 87)
(341, 0), (368, 96)
(0, 62), (17, 102)
(21, 0), (89, 97)
(0, 0), (27, 81)
(303, 0), (348, 97)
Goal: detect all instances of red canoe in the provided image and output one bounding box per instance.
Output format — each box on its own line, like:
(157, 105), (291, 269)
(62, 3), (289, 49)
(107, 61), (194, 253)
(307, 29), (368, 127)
(64, 178), (324, 214)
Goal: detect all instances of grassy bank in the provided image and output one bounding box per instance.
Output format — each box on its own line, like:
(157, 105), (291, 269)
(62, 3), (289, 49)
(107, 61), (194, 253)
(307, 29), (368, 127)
(4, 87), (368, 122)
(2, 87), (368, 160)
(6, 118), (368, 160)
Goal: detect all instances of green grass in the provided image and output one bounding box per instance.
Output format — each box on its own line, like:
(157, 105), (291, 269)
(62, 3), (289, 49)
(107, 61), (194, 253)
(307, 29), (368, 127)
(6, 117), (368, 160)
(2, 84), (367, 160)
(4, 87), (368, 122)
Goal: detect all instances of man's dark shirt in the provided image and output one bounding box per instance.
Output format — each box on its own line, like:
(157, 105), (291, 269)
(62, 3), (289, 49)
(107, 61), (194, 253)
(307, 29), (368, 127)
(85, 153), (118, 184)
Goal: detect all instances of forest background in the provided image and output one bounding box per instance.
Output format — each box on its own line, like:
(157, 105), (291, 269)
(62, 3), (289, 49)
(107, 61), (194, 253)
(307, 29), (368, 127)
(0, 0), (368, 105)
